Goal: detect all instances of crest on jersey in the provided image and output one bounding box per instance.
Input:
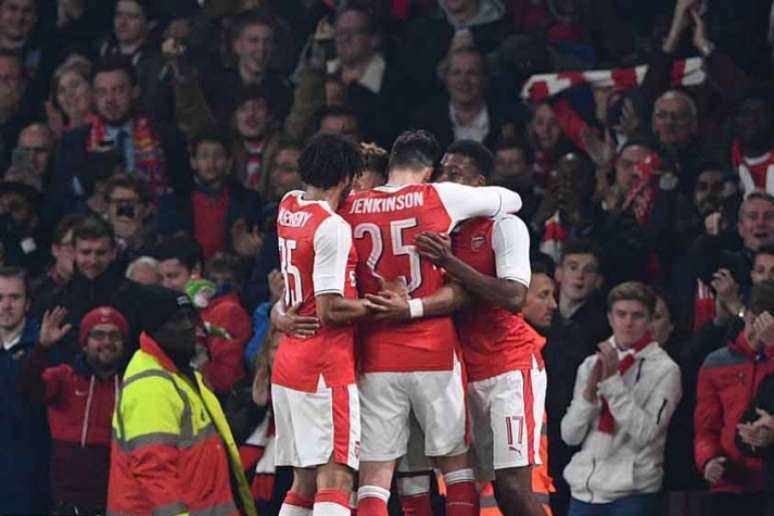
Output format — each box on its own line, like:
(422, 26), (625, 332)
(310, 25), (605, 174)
(471, 234), (486, 251)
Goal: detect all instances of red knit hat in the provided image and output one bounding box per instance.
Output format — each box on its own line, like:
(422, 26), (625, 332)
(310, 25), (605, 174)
(79, 306), (129, 348)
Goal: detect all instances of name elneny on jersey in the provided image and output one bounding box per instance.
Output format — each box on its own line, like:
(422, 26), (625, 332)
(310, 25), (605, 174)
(348, 192), (424, 214)
(277, 208), (312, 228)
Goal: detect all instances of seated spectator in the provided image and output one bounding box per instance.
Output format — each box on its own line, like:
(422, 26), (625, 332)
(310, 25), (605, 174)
(157, 128), (261, 259)
(47, 55), (94, 138)
(527, 102), (573, 189)
(19, 306), (128, 515)
(561, 282), (681, 515)
(0, 49), (34, 173)
(125, 255), (161, 285)
(544, 238), (610, 516)
(8, 122), (56, 190)
(104, 173), (159, 265)
(30, 213), (83, 316)
(41, 215), (144, 360)
(154, 233), (203, 292)
(0, 266), (49, 514)
(730, 89), (774, 196)
(695, 280), (774, 516)
(0, 177), (48, 276)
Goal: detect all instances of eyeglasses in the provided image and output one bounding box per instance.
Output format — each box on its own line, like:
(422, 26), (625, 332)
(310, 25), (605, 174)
(654, 111), (693, 123)
(89, 330), (123, 342)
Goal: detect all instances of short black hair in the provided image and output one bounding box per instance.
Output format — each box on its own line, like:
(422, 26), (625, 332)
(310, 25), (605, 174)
(104, 174), (154, 205)
(446, 139), (494, 178)
(189, 127), (233, 156)
(92, 55), (137, 85)
(389, 130), (441, 172)
(755, 245), (774, 261)
(559, 239), (602, 266)
(748, 280), (774, 315)
(316, 105), (358, 131)
(205, 251), (246, 285)
(73, 215), (115, 247)
(153, 234), (204, 271)
(230, 9), (274, 45)
(531, 253), (555, 278)
(299, 133), (363, 189)
(494, 136), (534, 164)
(78, 152), (123, 196)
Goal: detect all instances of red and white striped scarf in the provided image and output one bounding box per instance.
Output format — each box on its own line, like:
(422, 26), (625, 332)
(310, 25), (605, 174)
(539, 211), (566, 263)
(520, 57), (706, 101)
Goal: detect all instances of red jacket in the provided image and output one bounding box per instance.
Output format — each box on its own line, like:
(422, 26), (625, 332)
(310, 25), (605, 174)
(694, 333), (774, 494)
(201, 292), (250, 394)
(18, 347), (119, 508)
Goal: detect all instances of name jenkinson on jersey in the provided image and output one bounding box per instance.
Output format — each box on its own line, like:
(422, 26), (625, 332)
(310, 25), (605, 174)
(348, 192), (424, 214)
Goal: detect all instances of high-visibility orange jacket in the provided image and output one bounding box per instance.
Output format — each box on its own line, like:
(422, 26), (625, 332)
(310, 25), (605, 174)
(107, 334), (256, 516)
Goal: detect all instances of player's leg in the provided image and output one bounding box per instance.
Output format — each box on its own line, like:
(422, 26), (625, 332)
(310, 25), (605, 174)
(395, 414), (434, 516)
(357, 372), (411, 515)
(314, 383), (361, 515)
(412, 357), (478, 516)
(273, 384), (316, 515)
(489, 368), (545, 516)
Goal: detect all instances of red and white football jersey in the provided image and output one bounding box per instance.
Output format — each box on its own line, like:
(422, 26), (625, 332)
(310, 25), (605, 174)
(272, 191), (358, 392)
(340, 182), (522, 373)
(453, 215), (533, 381)
(732, 140), (774, 195)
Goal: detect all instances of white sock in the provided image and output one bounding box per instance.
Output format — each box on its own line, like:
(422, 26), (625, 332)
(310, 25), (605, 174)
(357, 484), (391, 504)
(397, 474), (431, 497)
(444, 467), (475, 485)
(279, 503), (313, 516)
(313, 501), (350, 515)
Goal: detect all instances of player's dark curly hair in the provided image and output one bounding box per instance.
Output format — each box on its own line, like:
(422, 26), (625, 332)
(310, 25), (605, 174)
(299, 133), (363, 189)
(388, 130), (441, 173)
(446, 139), (494, 178)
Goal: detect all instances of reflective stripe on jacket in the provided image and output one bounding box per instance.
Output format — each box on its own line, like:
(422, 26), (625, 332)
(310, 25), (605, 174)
(107, 333), (256, 516)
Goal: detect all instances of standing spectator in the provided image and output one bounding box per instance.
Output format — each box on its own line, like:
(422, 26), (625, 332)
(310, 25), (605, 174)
(18, 306), (128, 515)
(0, 266), (49, 514)
(491, 137), (539, 221)
(694, 281), (774, 516)
(259, 136), (302, 203)
(0, 50), (33, 173)
(47, 55), (94, 138)
(730, 90), (774, 196)
(108, 285), (256, 516)
(562, 282), (682, 515)
(543, 239), (609, 516)
(154, 233), (203, 292)
(0, 177), (47, 276)
(738, 367), (774, 516)
(30, 213), (83, 317)
(10, 122), (57, 189)
(157, 128), (261, 259)
(103, 173), (159, 266)
(651, 90), (702, 186)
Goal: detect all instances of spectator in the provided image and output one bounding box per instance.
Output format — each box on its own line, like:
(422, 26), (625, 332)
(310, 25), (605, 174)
(47, 55), (94, 138)
(18, 306), (128, 515)
(104, 173), (159, 265)
(108, 285), (256, 516)
(415, 46), (514, 150)
(695, 280), (774, 516)
(9, 122), (56, 190)
(259, 136), (302, 202)
(738, 370), (774, 516)
(0, 49), (33, 173)
(651, 90), (703, 185)
(193, 251), (251, 396)
(154, 233), (203, 292)
(730, 89), (774, 196)
(491, 137), (539, 220)
(0, 177), (48, 275)
(41, 215), (144, 359)
(157, 128), (261, 259)
(544, 239), (610, 516)
(30, 213), (83, 316)
(125, 255), (161, 285)
(561, 281), (681, 515)
(0, 266), (49, 514)
(317, 104), (361, 142)
(0, 0), (36, 52)
(54, 55), (189, 215)
(527, 102), (572, 189)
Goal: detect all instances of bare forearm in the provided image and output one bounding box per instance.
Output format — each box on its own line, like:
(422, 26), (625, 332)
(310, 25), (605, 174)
(319, 298), (370, 326)
(419, 282), (469, 318)
(440, 255), (526, 313)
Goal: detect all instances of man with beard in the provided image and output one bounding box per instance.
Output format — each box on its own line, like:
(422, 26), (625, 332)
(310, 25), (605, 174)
(108, 285), (255, 516)
(19, 306), (128, 515)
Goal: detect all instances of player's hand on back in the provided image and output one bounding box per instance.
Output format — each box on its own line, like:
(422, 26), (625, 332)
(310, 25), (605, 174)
(415, 231), (452, 266)
(275, 303), (321, 338)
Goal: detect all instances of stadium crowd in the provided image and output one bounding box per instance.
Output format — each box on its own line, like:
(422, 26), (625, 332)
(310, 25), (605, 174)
(3, 0), (774, 515)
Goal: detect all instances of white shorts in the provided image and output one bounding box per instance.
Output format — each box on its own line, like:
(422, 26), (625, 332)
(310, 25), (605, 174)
(271, 378), (360, 470)
(358, 355), (468, 462)
(468, 360), (546, 481)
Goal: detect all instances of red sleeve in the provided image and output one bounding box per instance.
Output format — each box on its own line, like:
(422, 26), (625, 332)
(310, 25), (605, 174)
(553, 97), (598, 151)
(694, 365), (724, 472)
(18, 347), (60, 403)
(204, 304), (250, 394)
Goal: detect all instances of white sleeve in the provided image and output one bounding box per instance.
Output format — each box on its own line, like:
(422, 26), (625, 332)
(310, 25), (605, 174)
(313, 216), (352, 296)
(492, 215), (531, 287)
(433, 182), (522, 227)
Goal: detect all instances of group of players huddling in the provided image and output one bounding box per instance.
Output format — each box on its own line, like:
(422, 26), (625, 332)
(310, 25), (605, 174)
(270, 130), (545, 516)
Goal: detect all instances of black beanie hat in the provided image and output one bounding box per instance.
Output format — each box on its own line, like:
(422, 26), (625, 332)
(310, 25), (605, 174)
(138, 285), (193, 335)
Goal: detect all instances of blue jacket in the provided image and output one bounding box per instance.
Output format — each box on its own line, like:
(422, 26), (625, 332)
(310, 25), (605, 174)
(0, 319), (50, 514)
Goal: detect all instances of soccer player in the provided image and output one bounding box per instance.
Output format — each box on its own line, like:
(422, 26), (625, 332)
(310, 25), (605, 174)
(340, 130), (523, 516)
(414, 140), (545, 516)
(271, 133), (372, 516)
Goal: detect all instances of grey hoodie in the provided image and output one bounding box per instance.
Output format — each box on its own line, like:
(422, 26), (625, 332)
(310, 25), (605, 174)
(438, 0), (505, 29)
